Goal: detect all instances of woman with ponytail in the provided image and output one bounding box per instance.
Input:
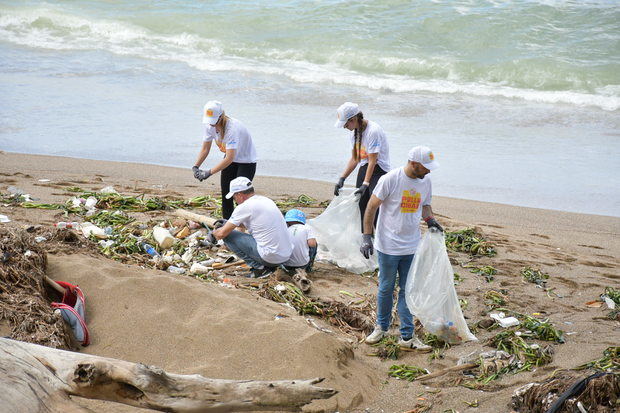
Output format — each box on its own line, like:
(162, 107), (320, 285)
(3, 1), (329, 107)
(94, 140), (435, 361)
(333, 102), (390, 231)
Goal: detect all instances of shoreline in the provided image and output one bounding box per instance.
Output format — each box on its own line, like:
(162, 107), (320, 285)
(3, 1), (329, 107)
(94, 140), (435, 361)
(2, 150), (619, 221)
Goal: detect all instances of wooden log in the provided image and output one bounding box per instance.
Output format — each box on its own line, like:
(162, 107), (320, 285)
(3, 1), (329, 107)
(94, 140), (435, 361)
(0, 337), (336, 412)
(212, 260), (245, 269)
(416, 362), (478, 382)
(174, 209), (217, 228)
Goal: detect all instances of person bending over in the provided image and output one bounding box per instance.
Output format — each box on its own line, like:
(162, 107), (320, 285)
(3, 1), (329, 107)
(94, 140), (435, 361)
(282, 209), (317, 272)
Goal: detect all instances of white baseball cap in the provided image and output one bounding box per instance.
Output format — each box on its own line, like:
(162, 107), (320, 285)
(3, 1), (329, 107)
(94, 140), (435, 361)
(225, 176), (253, 199)
(334, 102), (360, 128)
(202, 100), (223, 125)
(408, 146), (439, 171)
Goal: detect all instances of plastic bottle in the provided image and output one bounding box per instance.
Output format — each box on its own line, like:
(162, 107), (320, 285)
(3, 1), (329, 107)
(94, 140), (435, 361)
(167, 265), (186, 274)
(55, 221), (80, 229)
(141, 243), (160, 258)
(153, 226), (175, 249)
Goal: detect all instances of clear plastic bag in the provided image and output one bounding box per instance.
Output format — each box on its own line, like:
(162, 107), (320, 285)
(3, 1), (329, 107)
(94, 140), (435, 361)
(308, 189), (378, 274)
(405, 230), (477, 344)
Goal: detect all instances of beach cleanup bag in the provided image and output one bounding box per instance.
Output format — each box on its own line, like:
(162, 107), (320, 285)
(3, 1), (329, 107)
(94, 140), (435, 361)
(405, 229), (477, 344)
(308, 189), (378, 274)
(51, 281), (90, 346)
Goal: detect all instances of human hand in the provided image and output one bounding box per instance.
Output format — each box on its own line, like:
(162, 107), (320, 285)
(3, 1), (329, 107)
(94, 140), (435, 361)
(354, 183), (369, 197)
(334, 177), (346, 196)
(205, 230), (217, 245)
(213, 219), (227, 230)
(192, 166), (200, 179)
(426, 217), (444, 233)
(360, 234), (374, 259)
(196, 168), (212, 181)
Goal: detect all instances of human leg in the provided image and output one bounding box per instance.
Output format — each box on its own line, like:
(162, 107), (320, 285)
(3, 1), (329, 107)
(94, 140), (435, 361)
(236, 162), (256, 181)
(222, 230), (266, 270)
(376, 251), (400, 331)
(220, 163), (239, 219)
(396, 254), (415, 339)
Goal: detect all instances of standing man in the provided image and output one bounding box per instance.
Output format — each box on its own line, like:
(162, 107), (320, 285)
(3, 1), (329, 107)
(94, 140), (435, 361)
(212, 177), (293, 278)
(360, 146), (444, 349)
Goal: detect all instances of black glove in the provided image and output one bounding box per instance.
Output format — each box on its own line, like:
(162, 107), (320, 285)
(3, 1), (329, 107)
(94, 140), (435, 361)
(204, 231), (217, 245)
(334, 177), (346, 196)
(213, 219), (227, 230)
(360, 234), (374, 259)
(426, 217), (444, 233)
(196, 168), (212, 181)
(354, 183), (369, 197)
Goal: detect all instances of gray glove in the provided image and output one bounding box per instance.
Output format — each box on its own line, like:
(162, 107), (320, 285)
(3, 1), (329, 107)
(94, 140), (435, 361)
(334, 177), (346, 196)
(195, 168), (212, 181)
(360, 234), (374, 259)
(354, 183), (369, 197)
(426, 217), (444, 233)
(213, 219), (227, 230)
(192, 166), (201, 179)
(204, 231), (217, 245)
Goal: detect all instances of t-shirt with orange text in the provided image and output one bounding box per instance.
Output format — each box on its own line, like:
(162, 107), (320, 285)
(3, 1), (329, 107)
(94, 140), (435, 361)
(372, 167), (432, 255)
(348, 120), (390, 172)
(203, 117), (257, 163)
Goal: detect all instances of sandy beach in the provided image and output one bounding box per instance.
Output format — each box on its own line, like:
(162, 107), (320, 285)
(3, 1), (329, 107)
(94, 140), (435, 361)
(1, 151), (619, 413)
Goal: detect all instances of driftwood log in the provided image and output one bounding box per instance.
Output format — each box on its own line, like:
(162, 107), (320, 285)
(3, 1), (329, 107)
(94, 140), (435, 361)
(0, 337), (337, 412)
(175, 209), (217, 228)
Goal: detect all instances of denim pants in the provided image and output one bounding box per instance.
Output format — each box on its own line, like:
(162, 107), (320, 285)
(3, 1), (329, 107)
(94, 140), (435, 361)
(223, 230), (273, 270)
(376, 251), (415, 339)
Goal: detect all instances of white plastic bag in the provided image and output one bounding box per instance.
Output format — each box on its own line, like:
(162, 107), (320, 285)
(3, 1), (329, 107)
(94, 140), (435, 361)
(308, 189), (378, 274)
(405, 230), (477, 344)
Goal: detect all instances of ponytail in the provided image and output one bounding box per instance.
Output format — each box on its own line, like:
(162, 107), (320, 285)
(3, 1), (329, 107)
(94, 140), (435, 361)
(351, 112), (364, 162)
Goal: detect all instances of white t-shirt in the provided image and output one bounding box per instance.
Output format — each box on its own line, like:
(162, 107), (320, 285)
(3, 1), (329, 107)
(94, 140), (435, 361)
(284, 224), (316, 267)
(349, 120), (390, 172)
(228, 195), (293, 264)
(203, 117), (257, 163)
(373, 167), (432, 255)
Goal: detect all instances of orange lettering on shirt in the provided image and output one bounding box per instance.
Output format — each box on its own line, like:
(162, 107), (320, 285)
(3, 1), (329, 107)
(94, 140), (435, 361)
(216, 140), (226, 153)
(359, 146), (368, 160)
(400, 190), (421, 213)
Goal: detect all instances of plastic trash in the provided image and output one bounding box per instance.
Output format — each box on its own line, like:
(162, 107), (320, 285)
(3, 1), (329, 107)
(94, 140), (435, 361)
(55, 221), (80, 229)
(405, 229), (477, 344)
(490, 312), (520, 328)
(141, 243), (160, 258)
(99, 186), (117, 194)
(80, 223), (108, 239)
(84, 196), (98, 209)
(307, 189), (378, 274)
(153, 226), (175, 249)
(167, 265), (186, 274)
(34, 236), (47, 243)
(190, 262), (210, 274)
(0, 215), (10, 223)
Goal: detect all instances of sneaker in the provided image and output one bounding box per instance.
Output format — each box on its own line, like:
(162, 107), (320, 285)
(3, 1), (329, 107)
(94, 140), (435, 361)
(245, 266), (275, 279)
(365, 326), (388, 344)
(398, 335), (432, 351)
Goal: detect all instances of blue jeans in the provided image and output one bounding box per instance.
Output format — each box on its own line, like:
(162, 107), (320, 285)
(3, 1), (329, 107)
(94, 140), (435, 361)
(376, 251), (415, 339)
(223, 231), (275, 270)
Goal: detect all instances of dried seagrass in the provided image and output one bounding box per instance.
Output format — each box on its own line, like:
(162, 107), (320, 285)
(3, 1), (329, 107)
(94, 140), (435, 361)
(0, 228), (72, 349)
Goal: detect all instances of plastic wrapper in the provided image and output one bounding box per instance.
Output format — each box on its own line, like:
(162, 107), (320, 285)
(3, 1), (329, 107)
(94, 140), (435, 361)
(308, 189), (378, 274)
(405, 230), (477, 344)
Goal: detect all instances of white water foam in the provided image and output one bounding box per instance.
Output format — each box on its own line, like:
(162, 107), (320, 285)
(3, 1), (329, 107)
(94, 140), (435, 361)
(1, 7), (618, 111)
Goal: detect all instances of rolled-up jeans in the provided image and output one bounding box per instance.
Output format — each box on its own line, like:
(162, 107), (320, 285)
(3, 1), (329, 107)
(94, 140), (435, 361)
(223, 230), (278, 270)
(376, 250), (415, 339)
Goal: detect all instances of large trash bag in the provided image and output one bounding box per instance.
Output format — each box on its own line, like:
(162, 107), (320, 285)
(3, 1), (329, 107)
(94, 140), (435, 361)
(308, 189), (378, 274)
(405, 230), (477, 344)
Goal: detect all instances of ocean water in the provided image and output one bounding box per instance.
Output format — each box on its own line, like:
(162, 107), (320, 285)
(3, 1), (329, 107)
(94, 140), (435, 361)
(0, 0), (619, 216)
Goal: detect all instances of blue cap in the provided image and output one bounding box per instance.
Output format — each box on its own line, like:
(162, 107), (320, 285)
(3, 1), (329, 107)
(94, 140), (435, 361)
(284, 209), (306, 224)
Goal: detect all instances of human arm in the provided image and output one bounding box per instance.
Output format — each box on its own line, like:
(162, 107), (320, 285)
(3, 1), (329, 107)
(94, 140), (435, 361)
(208, 148), (236, 175)
(213, 221), (237, 240)
(422, 205), (443, 232)
(307, 238), (317, 248)
(194, 141), (212, 168)
(334, 156), (358, 195)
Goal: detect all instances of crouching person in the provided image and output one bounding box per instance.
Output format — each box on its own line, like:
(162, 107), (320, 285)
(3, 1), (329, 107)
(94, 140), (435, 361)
(212, 177), (294, 278)
(360, 146), (444, 350)
(282, 209), (317, 272)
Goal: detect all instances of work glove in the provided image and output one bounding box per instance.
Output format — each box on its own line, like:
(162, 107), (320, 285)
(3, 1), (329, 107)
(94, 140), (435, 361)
(192, 166), (200, 179)
(334, 177), (346, 196)
(194, 168), (212, 181)
(204, 230), (217, 245)
(360, 234), (374, 259)
(213, 219), (227, 230)
(354, 183), (369, 198)
(426, 217), (444, 233)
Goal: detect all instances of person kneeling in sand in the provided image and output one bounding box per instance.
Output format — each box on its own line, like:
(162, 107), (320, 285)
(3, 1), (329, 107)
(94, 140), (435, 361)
(360, 146), (444, 350)
(211, 177), (294, 278)
(282, 209), (317, 273)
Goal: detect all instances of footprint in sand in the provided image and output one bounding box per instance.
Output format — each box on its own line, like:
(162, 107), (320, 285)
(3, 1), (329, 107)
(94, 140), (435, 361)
(579, 260), (616, 268)
(530, 233), (550, 239)
(578, 244), (603, 250)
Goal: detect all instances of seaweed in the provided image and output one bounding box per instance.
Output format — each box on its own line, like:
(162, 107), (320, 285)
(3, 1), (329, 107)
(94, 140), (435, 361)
(444, 228), (496, 257)
(388, 364), (428, 381)
(521, 267), (549, 286)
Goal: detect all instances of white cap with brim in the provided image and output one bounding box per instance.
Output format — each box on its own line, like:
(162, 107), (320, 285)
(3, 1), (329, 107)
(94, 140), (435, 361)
(225, 176), (253, 199)
(408, 146), (440, 171)
(202, 100), (224, 125)
(334, 102), (360, 128)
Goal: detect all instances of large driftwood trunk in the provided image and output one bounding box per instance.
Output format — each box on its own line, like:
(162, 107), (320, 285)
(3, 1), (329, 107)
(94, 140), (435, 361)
(0, 337), (336, 412)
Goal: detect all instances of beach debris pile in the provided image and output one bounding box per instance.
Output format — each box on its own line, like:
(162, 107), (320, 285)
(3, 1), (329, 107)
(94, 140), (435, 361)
(511, 347), (620, 413)
(444, 227), (497, 257)
(0, 228), (73, 349)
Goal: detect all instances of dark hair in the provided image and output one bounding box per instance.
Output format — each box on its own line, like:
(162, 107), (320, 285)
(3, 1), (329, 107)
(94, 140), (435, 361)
(239, 187), (254, 195)
(351, 112), (364, 162)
